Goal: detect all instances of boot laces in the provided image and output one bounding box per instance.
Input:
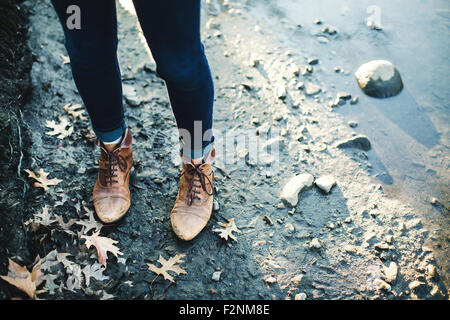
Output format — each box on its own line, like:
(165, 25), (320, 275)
(181, 163), (214, 206)
(102, 149), (127, 186)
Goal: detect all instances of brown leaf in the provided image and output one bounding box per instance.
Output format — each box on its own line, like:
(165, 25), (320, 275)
(63, 103), (87, 121)
(213, 218), (241, 241)
(147, 253), (186, 283)
(24, 168), (62, 191)
(45, 117), (73, 139)
(60, 54), (70, 65)
(0, 258), (43, 299)
(80, 231), (123, 267)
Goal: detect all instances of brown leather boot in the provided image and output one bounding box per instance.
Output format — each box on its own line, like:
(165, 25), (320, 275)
(93, 128), (133, 223)
(171, 149), (215, 241)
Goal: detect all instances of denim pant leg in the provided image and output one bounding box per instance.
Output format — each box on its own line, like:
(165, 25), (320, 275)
(132, 0), (215, 159)
(51, 0), (126, 142)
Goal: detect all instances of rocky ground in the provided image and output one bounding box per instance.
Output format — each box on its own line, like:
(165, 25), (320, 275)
(0, 0), (448, 300)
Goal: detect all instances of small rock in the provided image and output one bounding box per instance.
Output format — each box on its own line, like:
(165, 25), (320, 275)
(382, 262), (398, 283)
(409, 280), (426, 293)
(213, 200), (220, 211)
(426, 264), (437, 280)
(307, 58), (319, 65)
(337, 135), (371, 151)
(310, 238), (322, 249)
(294, 293), (307, 300)
(265, 276), (277, 284)
(316, 36), (329, 44)
(305, 83), (321, 96)
(313, 19), (322, 25)
(322, 25), (337, 35)
(263, 215), (274, 226)
(315, 175), (336, 194)
(280, 173), (314, 207)
(292, 274), (303, 286)
(374, 279), (391, 291)
(285, 223), (295, 233)
(276, 84), (287, 100)
(212, 271), (222, 282)
(343, 245), (357, 253)
(350, 96), (359, 104)
(348, 121), (358, 128)
(337, 92), (352, 100)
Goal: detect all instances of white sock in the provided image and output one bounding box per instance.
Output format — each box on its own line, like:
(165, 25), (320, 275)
(103, 136), (122, 145)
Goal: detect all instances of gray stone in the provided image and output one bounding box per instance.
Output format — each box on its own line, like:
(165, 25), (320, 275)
(280, 173), (314, 206)
(315, 175), (336, 194)
(212, 271), (222, 281)
(337, 135), (371, 151)
(355, 60), (403, 98)
(382, 262), (398, 283)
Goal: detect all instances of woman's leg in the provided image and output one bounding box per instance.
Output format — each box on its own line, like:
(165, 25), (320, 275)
(51, 0), (126, 142)
(132, 0), (215, 159)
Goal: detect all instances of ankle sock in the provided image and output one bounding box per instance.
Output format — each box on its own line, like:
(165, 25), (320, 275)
(103, 136), (122, 145)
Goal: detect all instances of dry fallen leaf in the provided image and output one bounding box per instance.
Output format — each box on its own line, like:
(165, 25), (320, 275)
(147, 253), (187, 283)
(82, 262), (109, 287)
(81, 231), (123, 267)
(0, 258), (43, 299)
(25, 168), (62, 191)
(213, 218), (241, 241)
(53, 214), (76, 235)
(45, 116), (73, 139)
(63, 103), (87, 121)
(32, 205), (56, 226)
(75, 203), (103, 235)
(60, 54), (70, 65)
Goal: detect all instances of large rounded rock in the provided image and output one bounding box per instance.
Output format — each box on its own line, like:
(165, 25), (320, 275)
(355, 60), (403, 98)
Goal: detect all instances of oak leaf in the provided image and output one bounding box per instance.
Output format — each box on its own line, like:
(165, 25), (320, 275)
(53, 214), (76, 235)
(213, 218), (241, 241)
(147, 253), (186, 283)
(63, 103), (87, 121)
(45, 117), (73, 139)
(81, 231), (123, 267)
(25, 168), (62, 191)
(75, 203), (103, 234)
(82, 263), (109, 287)
(0, 258), (43, 299)
(33, 205), (56, 226)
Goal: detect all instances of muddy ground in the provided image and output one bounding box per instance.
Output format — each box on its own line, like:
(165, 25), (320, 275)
(0, 0), (448, 300)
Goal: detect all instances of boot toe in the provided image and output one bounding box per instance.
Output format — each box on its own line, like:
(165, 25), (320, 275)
(94, 196), (130, 223)
(171, 208), (209, 241)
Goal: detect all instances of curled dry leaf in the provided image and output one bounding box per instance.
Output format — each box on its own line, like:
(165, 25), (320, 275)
(0, 258), (43, 299)
(45, 116), (73, 139)
(63, 103), (87, 121)
(147, 253), (187, 283)
(60, 53), (70, 65)
(80, 230), (123, 267)
(213, 218), (241, 241)
(25, 168), (62, 191)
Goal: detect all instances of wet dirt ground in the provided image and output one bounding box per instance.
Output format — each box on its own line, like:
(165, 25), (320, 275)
(1, 0), (448, 300)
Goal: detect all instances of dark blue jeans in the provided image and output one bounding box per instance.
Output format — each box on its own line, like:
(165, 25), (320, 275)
(51, 0), (214, 158)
